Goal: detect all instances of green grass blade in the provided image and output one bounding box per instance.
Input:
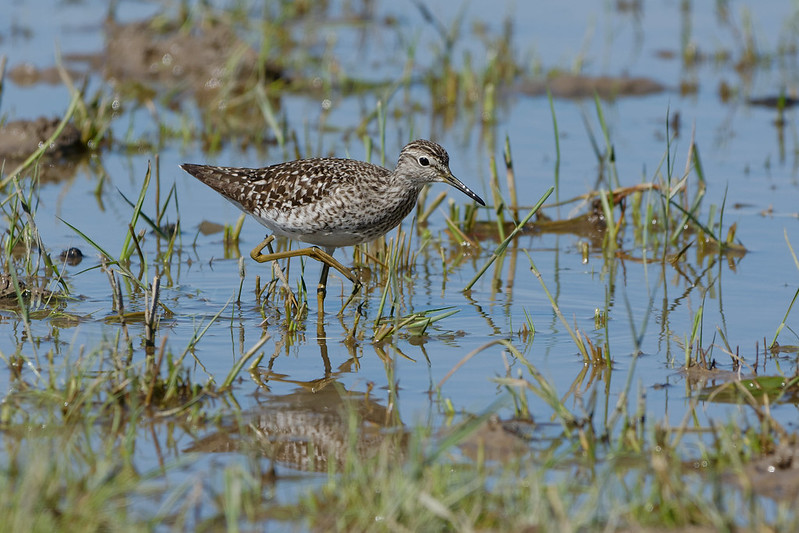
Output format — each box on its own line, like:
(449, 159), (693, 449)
(220, 334), (270, 391)
(117, 188), (170, 239)
(771, 288), (799, 349)
(60, 217), (147, 291)
(120, 162), (152, 262)
(548, 90), (561, 202)
(465, 186), (553, 291)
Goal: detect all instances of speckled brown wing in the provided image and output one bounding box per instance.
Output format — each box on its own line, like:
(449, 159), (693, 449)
(180, 158), (390, 213)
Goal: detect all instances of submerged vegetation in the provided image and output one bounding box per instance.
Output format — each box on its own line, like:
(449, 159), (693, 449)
(1, 0), (799, 531)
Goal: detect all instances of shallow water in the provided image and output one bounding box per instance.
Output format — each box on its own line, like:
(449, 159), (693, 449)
(2, 0), (799, 526)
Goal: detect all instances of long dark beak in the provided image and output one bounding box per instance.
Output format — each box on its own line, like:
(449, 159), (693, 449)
(443, 171), (485, 206)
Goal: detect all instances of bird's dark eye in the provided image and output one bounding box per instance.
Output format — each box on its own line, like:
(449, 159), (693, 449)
(418, 156), (430, 166)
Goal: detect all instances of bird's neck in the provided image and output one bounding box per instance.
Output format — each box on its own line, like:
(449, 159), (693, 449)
(388, 172), (424, 216)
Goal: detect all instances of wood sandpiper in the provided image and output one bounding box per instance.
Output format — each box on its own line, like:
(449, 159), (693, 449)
(181, 139), (485, 307)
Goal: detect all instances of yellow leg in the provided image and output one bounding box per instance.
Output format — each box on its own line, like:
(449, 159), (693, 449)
(317, 262), (331, 310)
(250, 236), (362, 305)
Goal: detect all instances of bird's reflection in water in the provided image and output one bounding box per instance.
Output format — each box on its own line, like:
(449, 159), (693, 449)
(186, 385), (403, 472)
(187, 322), (404, 472)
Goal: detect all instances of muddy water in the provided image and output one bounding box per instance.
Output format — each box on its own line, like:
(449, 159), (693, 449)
(2, 0), (799, 525)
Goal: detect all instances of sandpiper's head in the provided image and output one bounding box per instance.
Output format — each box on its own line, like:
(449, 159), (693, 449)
(397, 140), (485, 206)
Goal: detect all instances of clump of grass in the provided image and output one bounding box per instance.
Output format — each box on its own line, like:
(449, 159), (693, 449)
(283, 346), (799, 532)
(0, 174), (72, 327)
(0, 326), (270, 531)
(0, 437), (145, 532)
(356, 224), (417, 284)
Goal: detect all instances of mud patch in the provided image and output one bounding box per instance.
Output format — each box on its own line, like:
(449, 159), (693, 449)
(748, 95), (799, 109)
(6, 64), (80, 86)
(0, 117), (84, 161)
(0, 273), (58, 307)
(100, 16), (283, 100)
(519, 73), (665, 99)
(736, 442), (799, 501)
